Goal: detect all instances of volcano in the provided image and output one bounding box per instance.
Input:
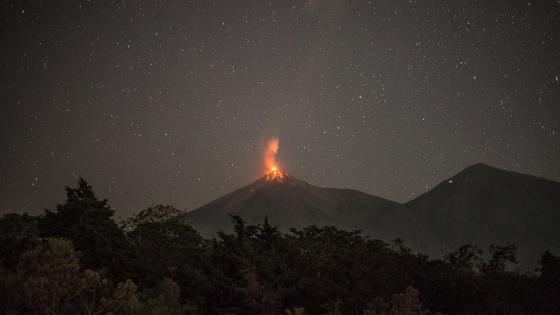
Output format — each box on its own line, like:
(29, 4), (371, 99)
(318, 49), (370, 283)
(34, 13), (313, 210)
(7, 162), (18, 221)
(182, 171), (439, 250)
(182, 164), (560, 268)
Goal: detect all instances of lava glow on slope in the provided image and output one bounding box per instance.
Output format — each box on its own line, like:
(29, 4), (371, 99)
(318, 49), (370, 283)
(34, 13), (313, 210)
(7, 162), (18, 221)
(264, 137), (286, 181)
(265, 168), (287, 181)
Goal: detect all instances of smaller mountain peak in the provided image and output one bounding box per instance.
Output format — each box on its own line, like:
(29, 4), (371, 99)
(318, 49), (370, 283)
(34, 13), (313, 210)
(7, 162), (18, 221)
(453, 163), (515, 182)
(464, 163), (496, 172)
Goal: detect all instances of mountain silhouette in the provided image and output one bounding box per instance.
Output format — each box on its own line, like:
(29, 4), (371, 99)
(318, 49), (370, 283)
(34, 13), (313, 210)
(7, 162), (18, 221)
(182, 164), (560, 268)
(183, 171), (438, 248)
(406, 163), (560, 267)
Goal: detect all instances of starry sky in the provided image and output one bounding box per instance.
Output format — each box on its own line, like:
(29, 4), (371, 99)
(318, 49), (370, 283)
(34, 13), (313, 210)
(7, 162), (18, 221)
(1, 0), (559, 216)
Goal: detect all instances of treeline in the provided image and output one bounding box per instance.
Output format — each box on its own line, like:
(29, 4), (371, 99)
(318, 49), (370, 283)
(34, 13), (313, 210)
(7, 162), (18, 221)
(1, 179), (560, 314)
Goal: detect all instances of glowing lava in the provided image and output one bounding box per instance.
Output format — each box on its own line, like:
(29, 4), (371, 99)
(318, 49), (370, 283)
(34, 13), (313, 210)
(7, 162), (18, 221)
(265, 168), (287, 181)
(264, 137), (286, 181)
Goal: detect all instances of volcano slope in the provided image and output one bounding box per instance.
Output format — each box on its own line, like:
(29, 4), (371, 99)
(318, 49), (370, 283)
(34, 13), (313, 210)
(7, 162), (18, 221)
(182, 172), (439, 251)
(182, 165), (560, 268)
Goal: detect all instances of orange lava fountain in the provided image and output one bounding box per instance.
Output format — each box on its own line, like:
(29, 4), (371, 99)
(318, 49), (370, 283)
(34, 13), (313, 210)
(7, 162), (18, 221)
(264, 137), (286, 181)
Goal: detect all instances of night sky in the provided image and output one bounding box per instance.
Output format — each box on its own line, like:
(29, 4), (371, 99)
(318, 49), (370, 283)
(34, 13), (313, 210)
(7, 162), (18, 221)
(1, 0), (559, 216)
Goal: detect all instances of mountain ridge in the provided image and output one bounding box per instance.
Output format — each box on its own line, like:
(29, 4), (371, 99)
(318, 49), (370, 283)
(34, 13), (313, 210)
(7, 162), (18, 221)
(181, 163), (560, 268)
(405, 163), (560, 267)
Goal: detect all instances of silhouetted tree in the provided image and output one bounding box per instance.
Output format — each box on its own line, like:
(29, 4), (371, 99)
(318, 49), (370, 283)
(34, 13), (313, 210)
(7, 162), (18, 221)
(481, 244), (518, 274)
(0, 213), (42, 312)
(537, 251), (560, 312)
(0, 213), (40, 270)
(364, 286), (434, 315)
(444, 244), (483, 272)
(126, 204), (207, 304)
(18, 238), (138, 315)
(39, 178), (139, 280)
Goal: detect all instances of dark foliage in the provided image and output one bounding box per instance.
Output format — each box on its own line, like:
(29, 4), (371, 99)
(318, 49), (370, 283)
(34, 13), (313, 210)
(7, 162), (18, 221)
(38, 178), (142, 280)
(1, 179), (560, 314)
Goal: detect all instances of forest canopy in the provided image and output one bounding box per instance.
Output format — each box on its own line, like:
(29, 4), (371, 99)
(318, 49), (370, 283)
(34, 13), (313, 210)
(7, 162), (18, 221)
(1, 179), (559, 314)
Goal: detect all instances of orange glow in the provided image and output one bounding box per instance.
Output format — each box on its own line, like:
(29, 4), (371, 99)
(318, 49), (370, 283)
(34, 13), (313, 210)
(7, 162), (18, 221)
(265, 168), (286, 181)
(264, 137), (286, 181)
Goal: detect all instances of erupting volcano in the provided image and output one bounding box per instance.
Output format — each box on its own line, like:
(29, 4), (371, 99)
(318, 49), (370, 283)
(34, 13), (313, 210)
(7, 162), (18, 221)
(181, 149), (560, 269)
(264, 137), (286, 181)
